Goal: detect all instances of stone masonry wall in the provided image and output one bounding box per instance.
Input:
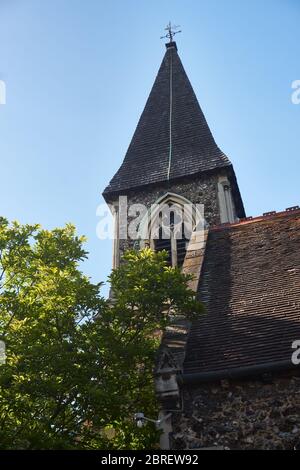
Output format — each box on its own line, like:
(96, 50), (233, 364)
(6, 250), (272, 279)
(171, 371), (300, 450)
(117, 172), (225, 258)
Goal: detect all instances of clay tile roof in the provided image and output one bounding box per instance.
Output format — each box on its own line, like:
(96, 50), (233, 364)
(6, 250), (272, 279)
(184, 210), (300, 375)
(103, 43), (231, 197)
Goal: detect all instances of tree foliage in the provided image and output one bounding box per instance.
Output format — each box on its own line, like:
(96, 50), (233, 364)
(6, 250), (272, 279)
(0, 218), (203, 449)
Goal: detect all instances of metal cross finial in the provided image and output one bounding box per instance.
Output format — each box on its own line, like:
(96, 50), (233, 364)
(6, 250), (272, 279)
(160, 22), (181, 43)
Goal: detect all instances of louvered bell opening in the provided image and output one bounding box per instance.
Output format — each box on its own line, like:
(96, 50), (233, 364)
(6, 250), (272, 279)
(176, 220), (189, 268)
(177, 236), (188, 268)
(154, 217), (188, 268)
(154, 211), (172, 266)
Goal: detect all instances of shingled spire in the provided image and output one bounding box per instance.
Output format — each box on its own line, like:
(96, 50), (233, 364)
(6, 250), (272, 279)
(103, 41), (232, 197)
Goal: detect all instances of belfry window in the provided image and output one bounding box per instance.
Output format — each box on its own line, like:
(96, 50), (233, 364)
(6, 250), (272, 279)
(138, 193), (202, 269)
(154, 207), (189, 268)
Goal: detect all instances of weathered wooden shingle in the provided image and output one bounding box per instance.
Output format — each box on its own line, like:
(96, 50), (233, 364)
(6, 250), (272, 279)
(103, 43), (231, 197)
(184, 210), (300, 375)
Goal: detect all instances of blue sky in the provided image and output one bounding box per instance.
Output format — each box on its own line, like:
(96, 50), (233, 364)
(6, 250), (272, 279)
(0, 0), (299, 295)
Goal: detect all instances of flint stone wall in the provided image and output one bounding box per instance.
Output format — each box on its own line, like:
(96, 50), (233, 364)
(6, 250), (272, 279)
(117, 173), (223, 257)
(171, 371), (300, 450)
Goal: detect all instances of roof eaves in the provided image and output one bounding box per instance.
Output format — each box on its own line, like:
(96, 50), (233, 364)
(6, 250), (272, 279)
(210, 206), (300, 232)
(179, 360), (299, 385)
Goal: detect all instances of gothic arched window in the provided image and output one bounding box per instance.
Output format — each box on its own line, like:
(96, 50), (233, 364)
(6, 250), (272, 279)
(139, 193), (203, 269)
(154, 205), (189, 268)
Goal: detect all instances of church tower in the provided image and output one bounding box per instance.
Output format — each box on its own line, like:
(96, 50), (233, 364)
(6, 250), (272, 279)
(103, 37), (245, 267)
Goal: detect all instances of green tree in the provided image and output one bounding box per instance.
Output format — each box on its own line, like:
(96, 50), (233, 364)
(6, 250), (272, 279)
(0, 218), (203, 449)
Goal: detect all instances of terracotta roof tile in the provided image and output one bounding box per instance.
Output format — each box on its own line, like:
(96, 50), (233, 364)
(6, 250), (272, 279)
(184, 210), (300, 375)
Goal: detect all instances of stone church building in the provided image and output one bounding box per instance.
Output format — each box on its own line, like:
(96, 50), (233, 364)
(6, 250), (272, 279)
(103, 40), (300, 450)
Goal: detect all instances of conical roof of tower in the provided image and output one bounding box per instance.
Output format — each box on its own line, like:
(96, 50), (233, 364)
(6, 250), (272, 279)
(103, 42), (231, 197)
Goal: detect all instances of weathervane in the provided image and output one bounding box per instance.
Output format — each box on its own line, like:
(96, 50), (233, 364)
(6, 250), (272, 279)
(160, 22), (182, 43)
